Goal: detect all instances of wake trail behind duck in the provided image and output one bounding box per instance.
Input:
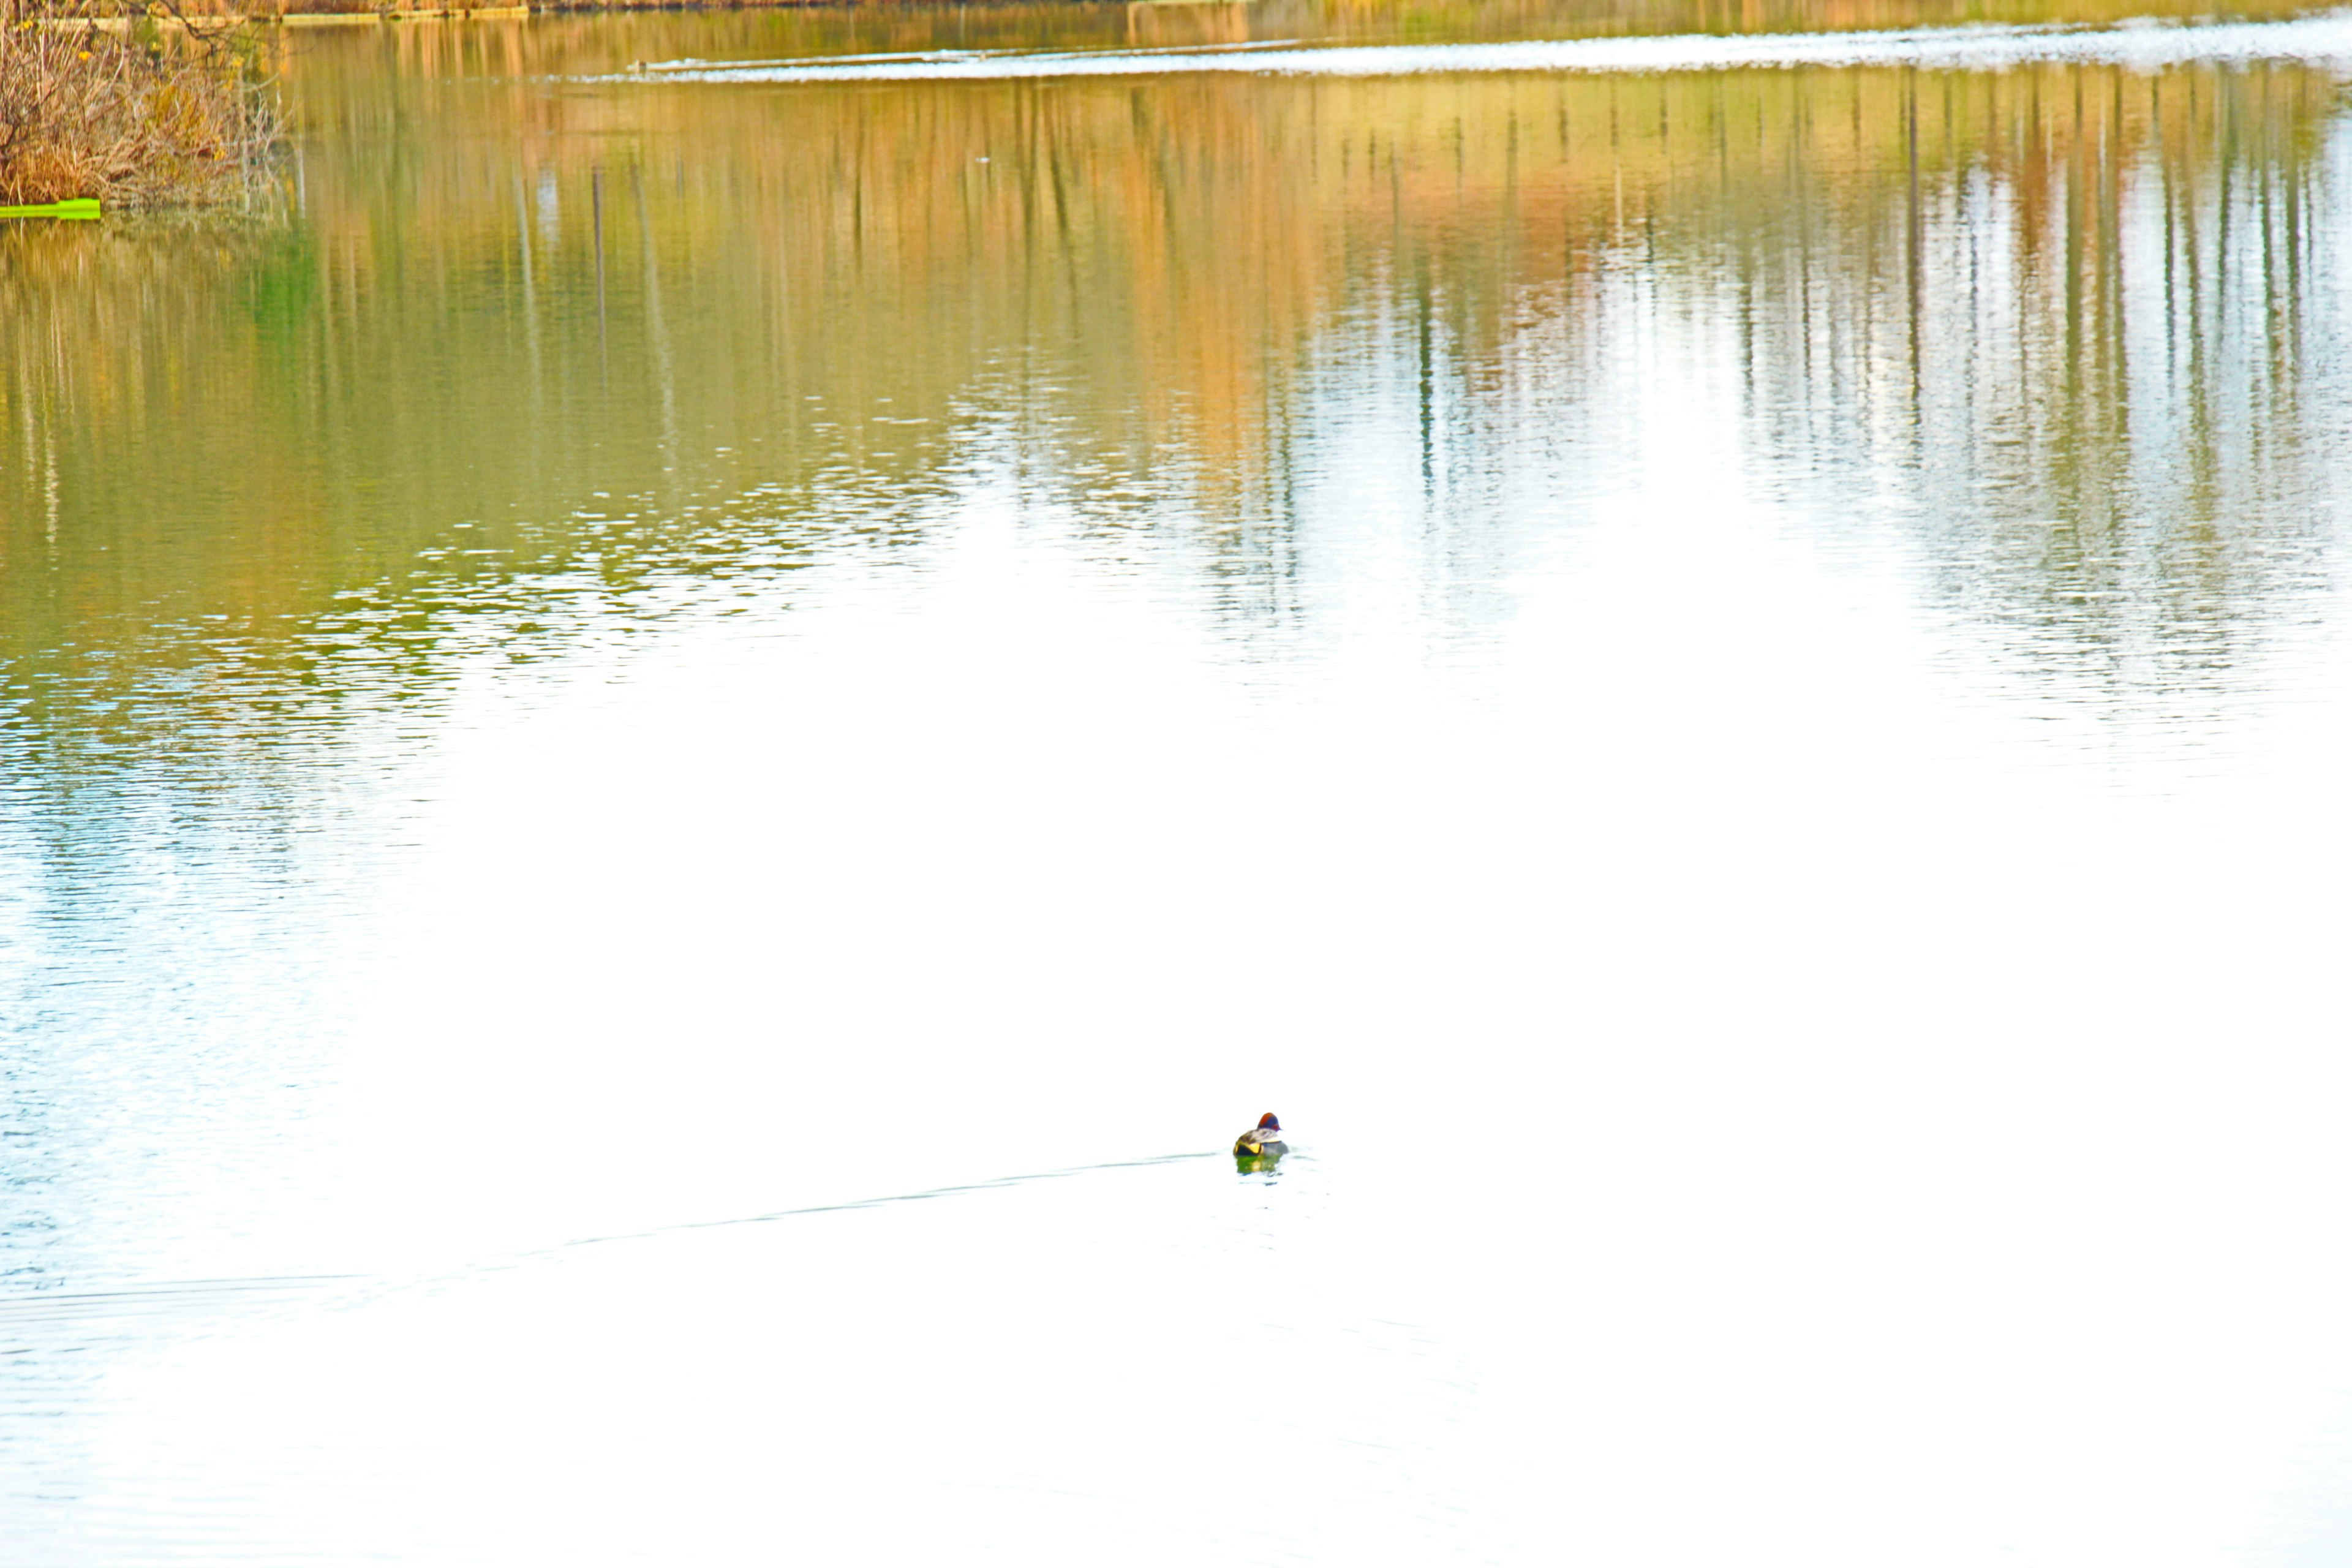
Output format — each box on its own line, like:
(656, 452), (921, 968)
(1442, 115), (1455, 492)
(609, 16), (2352, 85)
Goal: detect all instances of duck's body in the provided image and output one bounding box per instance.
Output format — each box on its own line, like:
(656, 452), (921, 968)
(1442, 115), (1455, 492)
(1233, 1112), (1287, 1161)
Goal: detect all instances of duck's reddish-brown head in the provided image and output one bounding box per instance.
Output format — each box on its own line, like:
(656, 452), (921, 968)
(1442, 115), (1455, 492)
(1257, 1112), (1281, 1131)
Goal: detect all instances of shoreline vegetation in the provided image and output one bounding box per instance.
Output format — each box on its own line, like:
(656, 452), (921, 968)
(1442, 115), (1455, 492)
(1, 1), (282, 206)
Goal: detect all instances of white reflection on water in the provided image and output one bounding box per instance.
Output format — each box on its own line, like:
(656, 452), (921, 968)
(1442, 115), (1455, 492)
(11, 437), (2352, 1564)
(633, 14), (2352, 83)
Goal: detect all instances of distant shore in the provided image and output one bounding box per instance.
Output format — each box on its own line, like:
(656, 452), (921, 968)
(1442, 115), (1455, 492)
(29, 5), (532, 21)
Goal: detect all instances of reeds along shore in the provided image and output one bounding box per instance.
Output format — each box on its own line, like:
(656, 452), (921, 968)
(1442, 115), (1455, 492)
(0, 3), (281, 206)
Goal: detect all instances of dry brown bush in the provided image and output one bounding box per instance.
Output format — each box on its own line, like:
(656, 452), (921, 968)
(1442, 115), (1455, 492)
(0, 4), (281, 206)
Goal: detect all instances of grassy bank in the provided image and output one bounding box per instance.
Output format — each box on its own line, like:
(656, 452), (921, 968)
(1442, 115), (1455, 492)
(0, 6), (280, 206)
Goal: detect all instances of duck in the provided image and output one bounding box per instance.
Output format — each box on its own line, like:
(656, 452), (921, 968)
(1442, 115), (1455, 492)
(1232, 1112), (1287, 1161)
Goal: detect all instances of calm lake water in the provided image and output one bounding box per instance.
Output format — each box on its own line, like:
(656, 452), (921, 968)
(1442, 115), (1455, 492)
(11, 2), (2352, 1562)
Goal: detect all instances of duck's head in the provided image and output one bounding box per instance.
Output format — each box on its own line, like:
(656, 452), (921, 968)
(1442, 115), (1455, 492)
(1257, 1112), (1281, 1132)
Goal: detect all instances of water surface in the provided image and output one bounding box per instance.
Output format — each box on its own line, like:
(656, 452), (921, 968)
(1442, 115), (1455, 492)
(9, 4), (2352, 1563)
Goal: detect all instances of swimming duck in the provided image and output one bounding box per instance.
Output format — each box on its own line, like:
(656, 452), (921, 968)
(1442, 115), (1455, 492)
(1233, 1112), (1287, 1161)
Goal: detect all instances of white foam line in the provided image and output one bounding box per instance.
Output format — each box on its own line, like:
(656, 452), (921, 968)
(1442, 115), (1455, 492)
(640, 38), (1308, 72)
(597, 14), (2352, 84)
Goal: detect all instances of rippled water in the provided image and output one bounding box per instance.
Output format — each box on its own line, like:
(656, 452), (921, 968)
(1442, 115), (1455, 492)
(10, 2), (2352, 1562)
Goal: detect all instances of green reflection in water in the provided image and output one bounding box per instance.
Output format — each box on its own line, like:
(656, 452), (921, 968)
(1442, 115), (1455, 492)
(2, 6), (2347, 785)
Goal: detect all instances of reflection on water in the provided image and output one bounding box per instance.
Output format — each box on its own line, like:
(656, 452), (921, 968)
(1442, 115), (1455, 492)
(7, 25), (2343, 760)
(9, 4), (2352, 1564)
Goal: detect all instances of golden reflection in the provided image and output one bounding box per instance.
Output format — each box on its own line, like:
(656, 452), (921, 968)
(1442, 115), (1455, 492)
(2, 17), (2345, 756)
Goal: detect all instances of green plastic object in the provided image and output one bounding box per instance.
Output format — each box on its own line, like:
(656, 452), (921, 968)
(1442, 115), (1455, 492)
(0, 198), (102, 220)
